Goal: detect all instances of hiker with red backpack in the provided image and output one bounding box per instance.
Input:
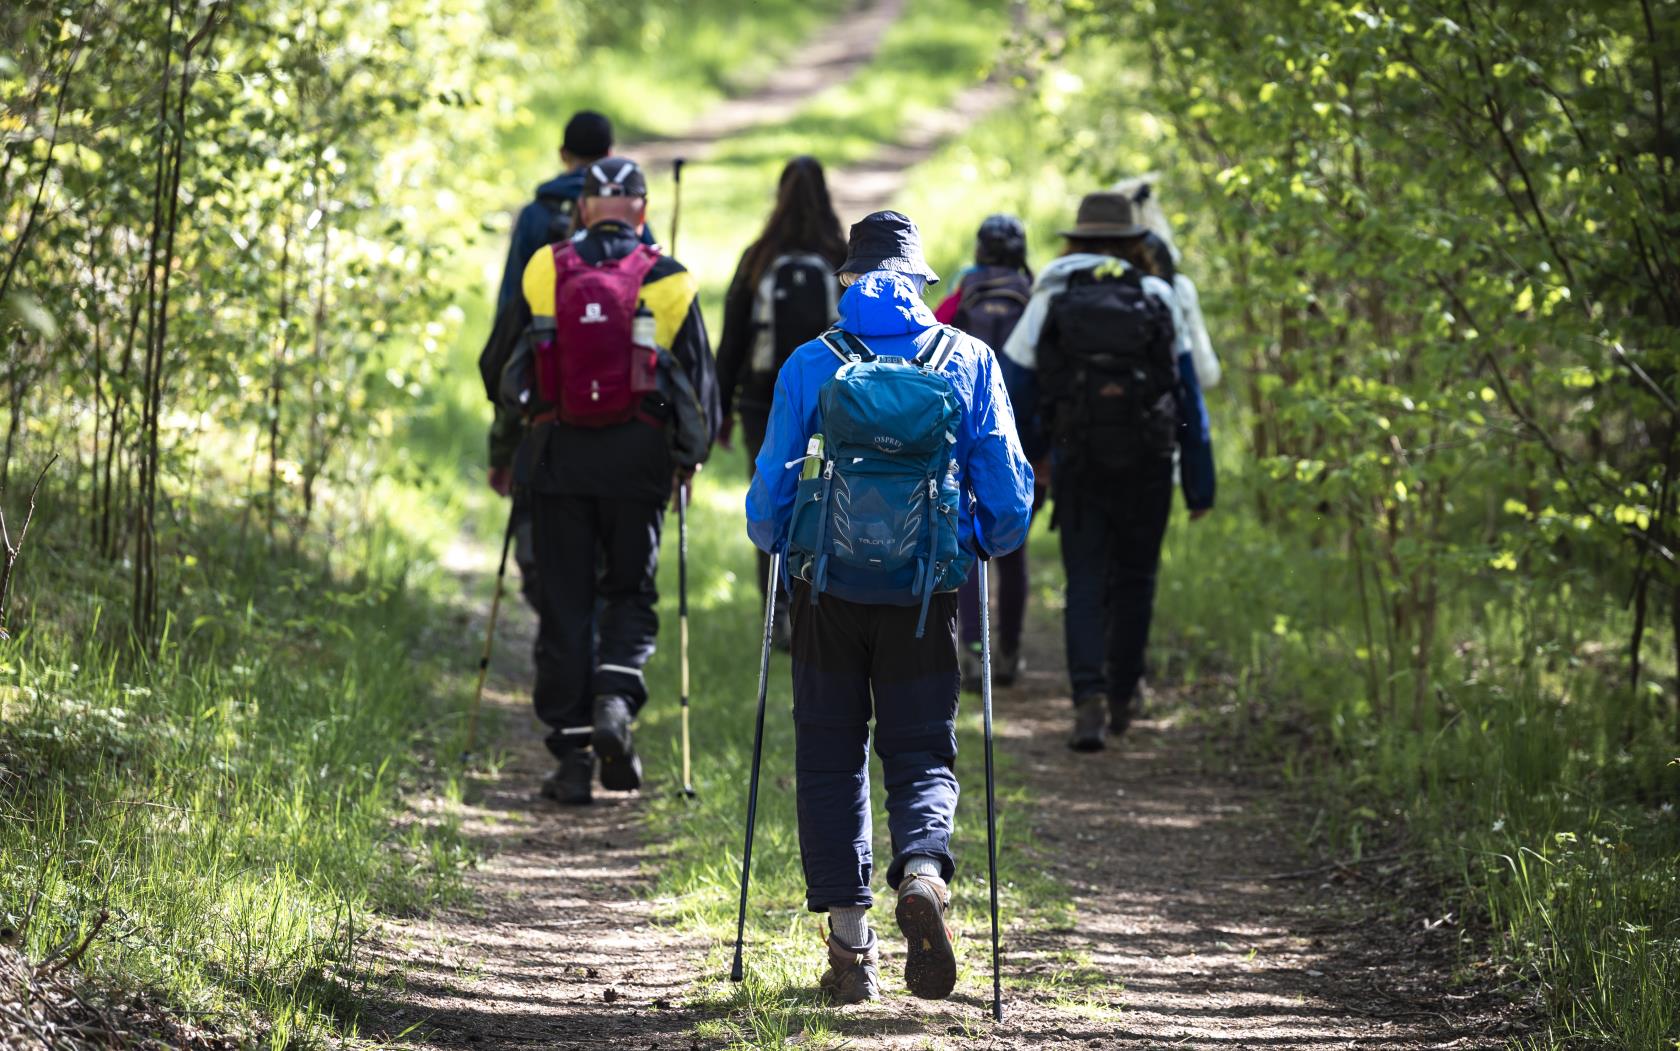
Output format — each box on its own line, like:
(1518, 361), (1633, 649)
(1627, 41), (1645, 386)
(715, 156), (847, 649)
(744, 211), (1033, 1005)
(479, 112), (657, 622)
(1003, 191), (1215, 752)
(491, 156), (718, 804)
(932, 215), (1036, 690)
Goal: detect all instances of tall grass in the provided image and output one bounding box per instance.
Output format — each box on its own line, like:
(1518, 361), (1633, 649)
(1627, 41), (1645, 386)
(0, 496), (476, 1046)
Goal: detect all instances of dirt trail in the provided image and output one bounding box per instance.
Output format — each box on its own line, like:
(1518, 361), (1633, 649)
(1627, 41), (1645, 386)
(972, 620), (1521, 1048)
(357, 537), (704, 1049)
(622, 0), (908, 172)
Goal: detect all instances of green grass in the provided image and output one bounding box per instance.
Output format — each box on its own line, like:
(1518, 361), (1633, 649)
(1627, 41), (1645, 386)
(0, 493), (478, 1047)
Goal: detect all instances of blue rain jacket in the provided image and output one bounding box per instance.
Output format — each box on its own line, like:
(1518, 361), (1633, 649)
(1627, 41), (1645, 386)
(746, 271), (1035, 605)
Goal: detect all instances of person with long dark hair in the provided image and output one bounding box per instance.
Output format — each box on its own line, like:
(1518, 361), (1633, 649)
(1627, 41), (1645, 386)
(716, 156), (847, 642)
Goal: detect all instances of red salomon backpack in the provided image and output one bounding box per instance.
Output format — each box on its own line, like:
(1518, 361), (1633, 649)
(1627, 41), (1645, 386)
(536, 241), (661, 426)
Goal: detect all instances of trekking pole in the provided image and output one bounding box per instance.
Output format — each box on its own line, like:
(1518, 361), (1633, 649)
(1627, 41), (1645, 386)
(465, 507), (516, 760)
(978, 558), (1004, 1021)
(678, 480), (695, 798)
(669, 157), (686, 255)
(730, 550), (781, 983)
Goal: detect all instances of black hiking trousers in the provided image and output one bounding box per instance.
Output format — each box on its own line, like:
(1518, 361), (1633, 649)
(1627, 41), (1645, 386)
(529, 492), (664, 760)
(789, 585), (960, 913)
(1057, 461), (1175, 710)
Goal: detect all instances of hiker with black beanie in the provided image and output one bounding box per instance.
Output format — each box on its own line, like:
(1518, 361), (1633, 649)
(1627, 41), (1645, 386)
(1003, 191), (1215, 752)
(715, 156), (847, 648)
(746, 210), (1033, 1004)
(490, 157), (719, 805)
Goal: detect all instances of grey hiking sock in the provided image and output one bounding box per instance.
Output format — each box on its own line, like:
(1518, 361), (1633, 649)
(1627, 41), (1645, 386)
(828, 905), (871, 948)
(902, 855), (942, 881)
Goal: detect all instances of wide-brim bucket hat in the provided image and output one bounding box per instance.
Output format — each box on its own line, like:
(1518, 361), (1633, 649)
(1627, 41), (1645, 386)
(1059, 191), (1148, 239)
(835, 210), (940, 284)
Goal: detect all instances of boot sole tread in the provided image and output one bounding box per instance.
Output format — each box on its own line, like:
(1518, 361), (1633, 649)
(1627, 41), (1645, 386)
(896, 892), (957, 1000)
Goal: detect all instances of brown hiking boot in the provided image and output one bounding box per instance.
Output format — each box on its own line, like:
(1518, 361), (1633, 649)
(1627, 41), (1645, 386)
(1069, 696), (1107, 752)
(817, 929), (880, 1005)
(895, 873), (956, 1000)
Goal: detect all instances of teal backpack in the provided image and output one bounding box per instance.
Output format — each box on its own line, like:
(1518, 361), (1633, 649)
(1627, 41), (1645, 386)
(786, 326), (968, 637)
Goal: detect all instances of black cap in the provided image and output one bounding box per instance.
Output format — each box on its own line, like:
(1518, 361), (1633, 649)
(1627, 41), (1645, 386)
(835, 210), (939, 285)
(562, 111), (614, 159)
(582, 157), (648, 199)
(976, 213), (1026, 268)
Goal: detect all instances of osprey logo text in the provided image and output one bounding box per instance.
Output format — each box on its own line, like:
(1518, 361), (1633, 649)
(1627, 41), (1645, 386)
(580, 302), (607, 324)
(872, 435), (904, 453)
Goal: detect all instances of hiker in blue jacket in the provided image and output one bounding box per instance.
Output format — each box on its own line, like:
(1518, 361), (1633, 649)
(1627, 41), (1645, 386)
(746, 211), (1034, 1005)
(1003, 191), (1216, 752)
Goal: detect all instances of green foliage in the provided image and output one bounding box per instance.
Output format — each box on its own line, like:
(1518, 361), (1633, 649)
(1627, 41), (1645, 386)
(1014, 2), (1680, 1042)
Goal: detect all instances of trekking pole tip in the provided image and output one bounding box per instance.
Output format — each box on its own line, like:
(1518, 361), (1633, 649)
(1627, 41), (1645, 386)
(681, 786), (697, 800)
(729, 959), (744, 983)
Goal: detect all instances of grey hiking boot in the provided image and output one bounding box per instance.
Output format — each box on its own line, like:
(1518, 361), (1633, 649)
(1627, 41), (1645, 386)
(1069, 696), (1107, 752)
(592, 695), (642, 791)
(959, 644), (983, 694)
(896, 873), (956, 1000)
(817, 929), (880, 1005)
(540, 749), (594, 806)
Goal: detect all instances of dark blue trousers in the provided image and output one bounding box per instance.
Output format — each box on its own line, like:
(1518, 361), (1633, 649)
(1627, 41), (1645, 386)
(1057, 462), (1175, 707)
(789, 586), (960, 913)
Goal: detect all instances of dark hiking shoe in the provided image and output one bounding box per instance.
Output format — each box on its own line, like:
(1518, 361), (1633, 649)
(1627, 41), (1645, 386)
(995, 647), (1023, 687)
(959, 644), (983, 693)
(1109, 693), (1134, 737)
(540, 750), (594, 805)
(592, 695), (642, 792)
(896, 873), (957, 1000)
(1069, 696), (1107, 752)
(818, 929), (880, 1005)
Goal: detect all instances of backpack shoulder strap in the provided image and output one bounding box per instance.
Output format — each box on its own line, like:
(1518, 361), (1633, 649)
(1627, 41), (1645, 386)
(821, 328), (874, 363)
(913, 325), (961, 370)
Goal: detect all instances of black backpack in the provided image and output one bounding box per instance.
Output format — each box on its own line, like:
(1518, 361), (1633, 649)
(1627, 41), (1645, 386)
(952, 266), (1031, 351)
(535, 192), (579, 245)
(751, 253), (838, 375)
(1039, 263), (1179, 477)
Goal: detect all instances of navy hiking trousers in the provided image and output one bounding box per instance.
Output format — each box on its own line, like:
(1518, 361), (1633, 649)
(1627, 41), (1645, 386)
(530, 493), (664, 760)
(790, 585), (961, 913)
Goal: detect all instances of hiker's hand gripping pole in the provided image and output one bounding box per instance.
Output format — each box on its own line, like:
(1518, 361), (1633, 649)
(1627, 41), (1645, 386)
(679, 480), (694, 798)
(731, 550), (780, 983)
(465, 508), (516, 760)
(979, 557), (1004, 1021)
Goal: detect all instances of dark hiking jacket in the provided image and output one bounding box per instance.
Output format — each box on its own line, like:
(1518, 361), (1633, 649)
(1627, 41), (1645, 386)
(715, 242), (846, 420)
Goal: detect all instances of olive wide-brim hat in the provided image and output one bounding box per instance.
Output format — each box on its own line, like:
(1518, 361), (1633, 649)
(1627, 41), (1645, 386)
(1060, 191), (1148, 239)
(835, 210), (940, 284)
